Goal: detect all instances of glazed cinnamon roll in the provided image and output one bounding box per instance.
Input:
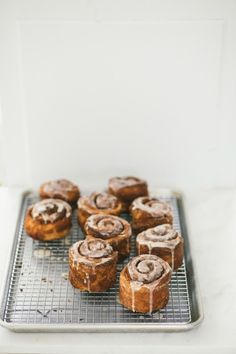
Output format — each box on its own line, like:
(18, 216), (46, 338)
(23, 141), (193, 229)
(119, 254), (172, 313)
(77, 192), (122, 229)
(69, 238), (118, 292)
(84, 214), (132, 259)
(108, 176), (148, 211)
(136, 224), (184, 270)
(130, 197), (173, 234)
(39, 179), (80, 204)
(24, 199), (72, 241)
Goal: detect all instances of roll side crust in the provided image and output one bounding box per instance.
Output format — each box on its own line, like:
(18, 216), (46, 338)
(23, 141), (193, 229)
(24, 211), (71, 241)
(69, 240), (118, 292)
(131, 197), (173, 234)
(137, 239), (184, 271)
(109, 184), (148, 203)
(69, 260), (117, 292)
(132, 213), (173, 234)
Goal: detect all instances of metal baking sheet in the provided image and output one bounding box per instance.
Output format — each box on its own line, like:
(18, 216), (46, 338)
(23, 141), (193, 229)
(0, 189), (203, 332)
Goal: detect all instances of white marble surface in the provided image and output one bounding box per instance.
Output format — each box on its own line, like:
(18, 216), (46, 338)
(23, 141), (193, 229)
(0, 187), (235, 354)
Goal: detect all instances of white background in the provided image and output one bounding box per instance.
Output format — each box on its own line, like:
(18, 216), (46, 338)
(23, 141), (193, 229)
(0, 0), (236, 190)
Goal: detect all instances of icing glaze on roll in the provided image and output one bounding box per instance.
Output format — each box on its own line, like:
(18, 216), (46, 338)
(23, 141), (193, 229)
(128, 254), (164, 284)
(77, 192), (122, 229)
(70, 239), (114, 266)
(79, 239), (113, 258)
(69, 239), (117, 292)
(136, 224), (184, 271)
(132, 197), (173, 218)
(126, 254), (171, 312)
(94, 193), (118, 209)
(31, 199), (71, 224)
(40, 179), (80, 202)
(79, 192), (120, 210)
(137, 224), (177, 244)
(86, 214), (124, 239)
(110, 176), (145, 189)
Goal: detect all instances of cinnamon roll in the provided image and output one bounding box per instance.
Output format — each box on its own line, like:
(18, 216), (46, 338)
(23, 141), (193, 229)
(77, 192), (122, 229)
(69, 238), (118, 292)
(84, 214), (132, 260)
(136, 224), (184, 270)
(108, 176), (148, 211)
(24, 199), (72, 241)
(39, 179), (80, 204)
(119, 254), (172, 313)
(130, 197), (173, 234)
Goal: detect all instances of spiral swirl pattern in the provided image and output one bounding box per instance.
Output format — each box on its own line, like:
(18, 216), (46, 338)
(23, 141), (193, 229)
(128, 255), (164, 284)
(94, 193), (118, 209)
(110, 176), (145, 188)
(79, 192), (120, 210)
(31, 199), (71, 224)
(78, 239), (113, 259)
(40, 179), (80, 201)
(138, 224), (177, 243)
(132, 197), (172, 218)
(85, 214), (125, 239)
(108, 176), (148, 204)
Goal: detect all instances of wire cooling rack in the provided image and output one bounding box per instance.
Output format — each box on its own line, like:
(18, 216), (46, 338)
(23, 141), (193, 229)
(0, 191), (203, 332)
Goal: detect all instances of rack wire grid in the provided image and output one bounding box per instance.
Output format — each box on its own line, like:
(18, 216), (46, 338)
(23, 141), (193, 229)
(1, 193), (192, 327)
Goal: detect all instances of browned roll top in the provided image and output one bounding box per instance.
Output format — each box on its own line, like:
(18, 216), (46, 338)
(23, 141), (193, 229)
(40, 179), (80, 201)
(109, 176), (146, 190)
(108, 176), (148, 202)
(30, 199), (71, 224)
(78, 192), (120, 211)
(132, 197), (173, 218)
(70, 238), (114, 264)
(78, 239), (113, 259)
(127, 254), (164, 284)
(137, 224), (177, 244)
(85, 214), (125, 239)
